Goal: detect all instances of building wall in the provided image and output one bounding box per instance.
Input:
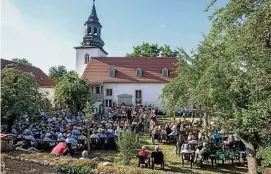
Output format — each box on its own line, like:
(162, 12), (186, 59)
(103, 83), (166, 110)
(75, 47), (107, 76)
(38, 87), (54, 104)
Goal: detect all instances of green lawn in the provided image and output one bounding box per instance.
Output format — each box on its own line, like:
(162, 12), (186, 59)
(87, 116), (248, 174)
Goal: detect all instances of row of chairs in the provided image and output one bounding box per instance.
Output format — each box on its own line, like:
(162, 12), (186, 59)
(137, 151), (164, 170)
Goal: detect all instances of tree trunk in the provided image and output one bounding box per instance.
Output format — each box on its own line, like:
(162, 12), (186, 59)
(203, 112), (208, 128)
(87, 122), (91, 153)
(7, 115), (16, 133)
(247, 156), (257, 174)
(238, 137), (257, 174)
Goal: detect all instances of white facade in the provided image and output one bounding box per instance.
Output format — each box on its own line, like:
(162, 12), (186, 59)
(38, 87), (55, 105)
(102, 83), (166, 112)
(75, 47), (107, 76)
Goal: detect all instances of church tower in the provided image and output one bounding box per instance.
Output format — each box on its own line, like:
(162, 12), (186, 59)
(75, 0), (107, 76)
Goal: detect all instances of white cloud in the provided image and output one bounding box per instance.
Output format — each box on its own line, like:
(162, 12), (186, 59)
(1, 0), (76, 74)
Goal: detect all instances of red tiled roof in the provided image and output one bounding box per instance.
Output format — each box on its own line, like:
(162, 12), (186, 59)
(1, 58), (55, 87)
(82, 57), (177, 83)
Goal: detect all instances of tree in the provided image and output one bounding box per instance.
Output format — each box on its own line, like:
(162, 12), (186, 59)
(1, 67), (46, 132)
(160, 44), (179, 57)
(12, 58), (33, 66)
(49, 65), (68, 82)
(117, 126), (140, 165)
(161, 1), (271, 173)
(126, 42), (179, 57)
(54, 71), (91, 114)
(83, 101), (92, 153)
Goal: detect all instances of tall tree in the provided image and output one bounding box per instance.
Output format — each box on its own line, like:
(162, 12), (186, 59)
(12, 58), (33, 66)
(49, 65), (68, 82)
(83, 101), (92, 153)
(126, 42), (160, 57)
(1, 67), (46, 132)
(126, 42), (179, 57)
(160, 44), (179, 57)
(54, 71), (91, 114)
(161, 1), (271, 173)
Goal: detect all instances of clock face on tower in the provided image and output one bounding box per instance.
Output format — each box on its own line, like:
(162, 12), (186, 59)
(86, 41), (90, 46)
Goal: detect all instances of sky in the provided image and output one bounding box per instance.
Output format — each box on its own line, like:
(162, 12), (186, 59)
(1, 0), (226, 74)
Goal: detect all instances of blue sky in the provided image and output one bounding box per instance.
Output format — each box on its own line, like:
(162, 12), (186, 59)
(1, 0), (226, 73)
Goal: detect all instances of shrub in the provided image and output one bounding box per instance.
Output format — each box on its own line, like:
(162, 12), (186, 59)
(117, 126), (140, 165)
(257, 146), (271, 168)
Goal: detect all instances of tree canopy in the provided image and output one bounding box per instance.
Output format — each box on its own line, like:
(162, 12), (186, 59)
(160, 0), (271, 173)
(1, 67), (46, 132)
(54, 71), (91, 114)
(12, 58), (33, 66)
(126, 42), (179, 57)
(49, 65), (68, 82)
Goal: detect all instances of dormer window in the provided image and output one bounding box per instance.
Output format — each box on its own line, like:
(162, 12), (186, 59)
(162, 68), (169, 77)
(109, 68), (116, 78)
(84, 54), (90, 64)
(136, 68), (142, 77)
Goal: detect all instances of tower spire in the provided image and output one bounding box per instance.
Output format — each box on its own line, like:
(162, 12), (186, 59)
(81, 0), (105, 49)
(90, 0), (98, 20)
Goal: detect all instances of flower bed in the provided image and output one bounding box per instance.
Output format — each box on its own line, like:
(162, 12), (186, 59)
(1, 152), (174, 174)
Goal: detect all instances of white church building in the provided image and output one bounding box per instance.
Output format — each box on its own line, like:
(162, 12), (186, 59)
(75, 1), (177, 112)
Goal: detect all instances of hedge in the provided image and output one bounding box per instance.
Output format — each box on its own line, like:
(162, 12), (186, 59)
(2, 153), (172, 174)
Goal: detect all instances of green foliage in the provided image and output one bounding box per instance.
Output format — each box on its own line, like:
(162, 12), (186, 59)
(54, 71), (91, 114)
(258, 146), (271, 168)
(117, 126), (140, 165)
(56, 163), (93, 174)
(1, 67), (46, 131)
(160, 44), (179, 57)
(126, 42), (179, 57)
(49, 65), (68, 82)
(160, 1), (271, 172)
(12, 58), (33, 66)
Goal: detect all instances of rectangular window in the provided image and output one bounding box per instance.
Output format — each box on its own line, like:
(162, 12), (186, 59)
(105, 100), (112, 107)
(135, 90), (142, 105)
(106, 89), (112, 96)
(96, 86), (101, 94)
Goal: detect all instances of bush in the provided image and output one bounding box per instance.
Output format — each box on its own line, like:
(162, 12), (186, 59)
(257, 146), (271, 168)
(117, 126), (140, 165)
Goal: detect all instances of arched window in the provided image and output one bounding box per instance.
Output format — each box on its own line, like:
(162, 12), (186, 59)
(109, 68), (115, 78)
(88, 27), (91, 35)
(94, 28), (97, 35)
(136, 68), (142, 77)
(84, 54), (90, 64)
(162, 68), (169, 77)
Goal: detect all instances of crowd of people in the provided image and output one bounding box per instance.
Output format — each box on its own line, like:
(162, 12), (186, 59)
(146, 117), (246, 167)
(1, 104), (246, 170)
(1, 104), (159, 157)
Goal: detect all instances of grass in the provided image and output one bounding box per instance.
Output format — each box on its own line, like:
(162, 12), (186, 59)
(85, 117), (248, 174)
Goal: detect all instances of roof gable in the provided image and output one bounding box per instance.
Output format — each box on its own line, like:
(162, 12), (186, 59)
(1, 58), (55, 87)
(82, 57), (177, 83)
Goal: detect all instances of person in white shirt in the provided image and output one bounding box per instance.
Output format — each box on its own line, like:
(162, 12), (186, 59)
(24, 131), (37, 146)
(90, 132), (99, 139)
(115, 126), (122, 134)
(79, 150), (89, 160)
(57, 133), (65, 142)
(43, 133), (52, 141)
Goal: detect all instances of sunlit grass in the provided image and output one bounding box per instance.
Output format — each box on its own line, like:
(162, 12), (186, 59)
(87, 122), (247, 174)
